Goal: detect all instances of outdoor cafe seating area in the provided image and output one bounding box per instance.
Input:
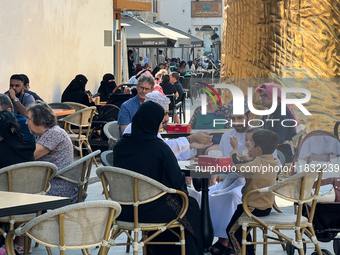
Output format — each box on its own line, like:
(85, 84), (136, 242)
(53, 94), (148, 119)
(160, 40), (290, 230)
(1, 94), (340, 255)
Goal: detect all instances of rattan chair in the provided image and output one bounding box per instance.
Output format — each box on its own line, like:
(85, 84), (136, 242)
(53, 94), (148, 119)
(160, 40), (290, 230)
(62, 101), (88, 112)
(292, 124), (307, 147)
(178, 92), (187, 123)
(165, 94), (182, 123)
(5, 201), (121, 255)
(62, 106), (98, 166)
(48, 103), (74, 110)
(100, 150), (113, 167)
(57, 150), (101, 203)
(237, 170), (323, 255)
(96, 166), (188, 255)
(0, 162), (57, 255)
(103, 121), (120, 150)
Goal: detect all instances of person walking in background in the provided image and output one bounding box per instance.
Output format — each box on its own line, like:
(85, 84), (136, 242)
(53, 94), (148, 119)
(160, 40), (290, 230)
(158, 50), (165, 64)
(128, 49), (135, 78)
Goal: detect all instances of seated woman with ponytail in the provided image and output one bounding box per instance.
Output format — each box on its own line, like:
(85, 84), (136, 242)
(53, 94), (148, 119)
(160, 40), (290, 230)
(0, 110), (35, 168)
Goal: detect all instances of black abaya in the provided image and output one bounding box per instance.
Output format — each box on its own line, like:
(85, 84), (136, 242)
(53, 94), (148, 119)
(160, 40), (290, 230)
(113, 101), (203, 255)
(97, 73), (117, 101)
(61, 74), (95, 106)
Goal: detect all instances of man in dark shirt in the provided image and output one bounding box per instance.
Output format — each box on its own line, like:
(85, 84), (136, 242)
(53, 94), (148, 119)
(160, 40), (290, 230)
(170, 72), (184, 104)
(21, 74), (44, 101)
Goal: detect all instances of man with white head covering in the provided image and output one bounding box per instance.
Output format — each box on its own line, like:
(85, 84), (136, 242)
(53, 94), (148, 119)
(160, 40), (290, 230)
(123, 91), (213, 160)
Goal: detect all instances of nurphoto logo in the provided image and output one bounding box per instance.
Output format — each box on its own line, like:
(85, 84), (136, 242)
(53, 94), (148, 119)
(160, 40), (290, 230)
(200, 83), (311, 128)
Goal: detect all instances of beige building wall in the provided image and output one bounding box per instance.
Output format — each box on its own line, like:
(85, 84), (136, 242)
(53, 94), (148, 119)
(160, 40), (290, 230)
(136, 0), (158, 22)
(0, 0), (113, 103)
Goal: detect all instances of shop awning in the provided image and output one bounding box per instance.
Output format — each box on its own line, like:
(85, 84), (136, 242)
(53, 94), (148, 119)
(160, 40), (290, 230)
(121, 15), (191, 47)
(155, 22), (204, 48)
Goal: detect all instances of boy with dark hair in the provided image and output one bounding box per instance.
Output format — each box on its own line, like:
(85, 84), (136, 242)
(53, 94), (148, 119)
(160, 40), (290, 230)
(225, 129), (280, 255)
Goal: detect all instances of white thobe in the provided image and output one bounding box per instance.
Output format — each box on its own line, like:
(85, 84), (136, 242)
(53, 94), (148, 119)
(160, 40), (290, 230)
(123, 123), (193, 160)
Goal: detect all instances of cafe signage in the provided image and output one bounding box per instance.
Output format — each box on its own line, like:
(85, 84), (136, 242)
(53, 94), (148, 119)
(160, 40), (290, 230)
(191, 1), (222, 18)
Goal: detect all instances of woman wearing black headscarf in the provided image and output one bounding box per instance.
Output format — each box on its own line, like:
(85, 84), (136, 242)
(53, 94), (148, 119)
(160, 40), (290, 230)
(113, 101), (203, 255)
(0, 111), (35, 168)
(61, 74), (95, 106)
(96, 73), (117, 101)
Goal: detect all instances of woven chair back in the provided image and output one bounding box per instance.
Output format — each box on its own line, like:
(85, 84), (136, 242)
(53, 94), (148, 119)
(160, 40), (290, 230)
(0, 162), (57, 194)
(20, 201), (121, 248)
(97, 166), (172, 205)
(63, 102), (88, 112)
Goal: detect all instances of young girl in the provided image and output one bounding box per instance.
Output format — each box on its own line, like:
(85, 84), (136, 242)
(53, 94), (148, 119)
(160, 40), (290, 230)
(238, 128), (260, 161)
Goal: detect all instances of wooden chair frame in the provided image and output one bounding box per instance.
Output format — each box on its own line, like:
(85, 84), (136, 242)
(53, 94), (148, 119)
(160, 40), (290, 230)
(48, 103), (74, 110)
(62, 106), (98, 166)
(5, 201), (121, 255)
(57, 150), (101, 203)
(62, 102), (88, 112)
(238, 170), (323, 255)
(103, 121), (119, 150)
(100, 150), (114, 167)
(0, 162), (57, 255)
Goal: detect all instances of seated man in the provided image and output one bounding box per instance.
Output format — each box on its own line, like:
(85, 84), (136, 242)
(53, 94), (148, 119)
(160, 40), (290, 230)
(124, 91), (213, 160)
(21, 74), (44, 101)
(118, 74), (154, 134)
(0, 94), (35, 141)
(5, 74), (35, 118)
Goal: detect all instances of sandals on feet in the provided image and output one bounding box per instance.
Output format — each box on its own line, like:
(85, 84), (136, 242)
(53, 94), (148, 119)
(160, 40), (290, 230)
(209, 242), (227, 255)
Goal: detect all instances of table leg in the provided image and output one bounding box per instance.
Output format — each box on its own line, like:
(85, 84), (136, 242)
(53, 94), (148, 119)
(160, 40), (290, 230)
(201, 178), (214, 252)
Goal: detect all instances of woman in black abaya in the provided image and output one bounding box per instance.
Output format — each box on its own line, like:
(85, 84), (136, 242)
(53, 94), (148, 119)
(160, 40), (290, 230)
(96, 73), (117, 101)
(113, 101), (203, 255)
(61, 74), (95, 106)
